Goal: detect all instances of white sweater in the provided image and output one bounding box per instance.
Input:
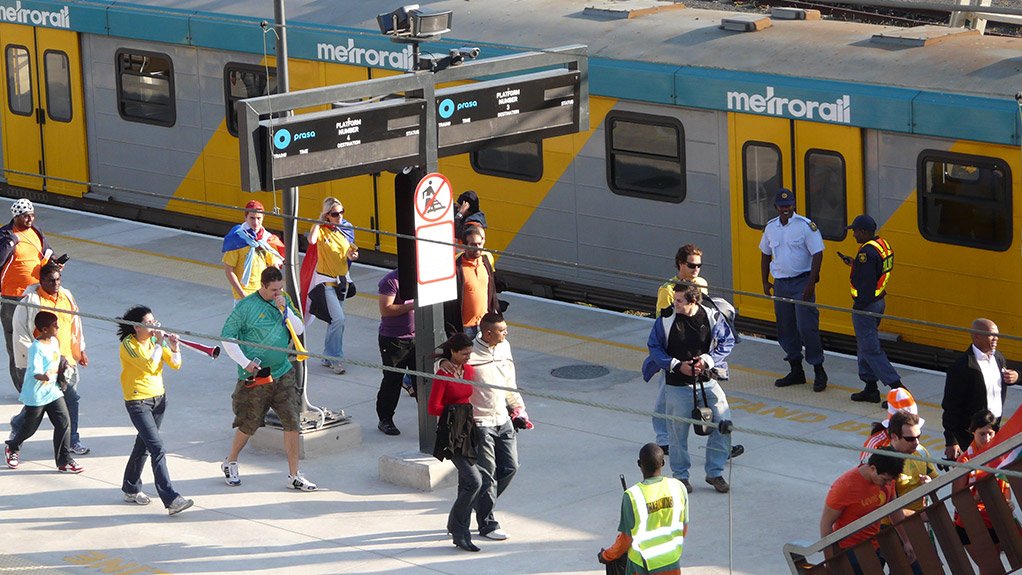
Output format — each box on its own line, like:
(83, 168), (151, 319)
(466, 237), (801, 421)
(467, 336), (524, 427)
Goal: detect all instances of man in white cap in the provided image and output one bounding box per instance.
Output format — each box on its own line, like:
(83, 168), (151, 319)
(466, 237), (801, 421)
(0, 199), (55, 392)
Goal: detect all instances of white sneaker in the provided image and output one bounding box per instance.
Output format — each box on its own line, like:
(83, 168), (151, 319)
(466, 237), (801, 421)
(482, 528), (509, 541)
(288, 472), (317, 491)
(329, 362), (346, 375)
(123, 491), (151, 505)
(167, 496), (193, 516)
(221, 459), (241, 486)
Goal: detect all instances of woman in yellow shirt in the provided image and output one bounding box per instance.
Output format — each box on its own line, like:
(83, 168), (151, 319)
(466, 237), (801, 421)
(117, 305), (192, 515)
(308, 197), (358, 374)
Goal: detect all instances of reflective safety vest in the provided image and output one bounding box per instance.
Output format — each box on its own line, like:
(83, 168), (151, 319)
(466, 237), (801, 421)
(625, 478), (688, 571)
(850, 237), (893, 298)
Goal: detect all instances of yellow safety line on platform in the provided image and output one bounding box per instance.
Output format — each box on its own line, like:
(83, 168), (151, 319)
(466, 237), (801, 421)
(50, 234), (943, 418)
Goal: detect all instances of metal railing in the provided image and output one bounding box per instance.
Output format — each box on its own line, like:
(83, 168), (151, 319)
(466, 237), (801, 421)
(784, 431), (1022, 574)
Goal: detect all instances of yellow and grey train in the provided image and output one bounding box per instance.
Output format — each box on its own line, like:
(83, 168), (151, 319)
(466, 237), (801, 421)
(0, 0), (1020, 361)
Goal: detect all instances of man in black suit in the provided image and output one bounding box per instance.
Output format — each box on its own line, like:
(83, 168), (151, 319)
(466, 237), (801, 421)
(942, 318), (1019, 460)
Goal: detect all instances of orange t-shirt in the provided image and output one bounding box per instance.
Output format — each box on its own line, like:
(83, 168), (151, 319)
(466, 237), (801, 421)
(826, 466), (895, 549)
(460, 256), (488, 328)
(954, 447), (1011, 529)
(2, 229), (44, 296)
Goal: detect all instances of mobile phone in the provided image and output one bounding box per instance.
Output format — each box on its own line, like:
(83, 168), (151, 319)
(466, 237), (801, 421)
(53, 253), (69, 265)
(836, 251), (851, 264)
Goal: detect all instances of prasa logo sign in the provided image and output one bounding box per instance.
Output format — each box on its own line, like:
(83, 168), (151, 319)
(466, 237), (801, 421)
(0, 1), (70, 28)
(726, 86), (851, 124)
(437, 98), (477, 120)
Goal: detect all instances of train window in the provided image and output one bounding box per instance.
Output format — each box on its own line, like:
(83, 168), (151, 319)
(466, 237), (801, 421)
(43, 51), (72, 123)
(224, 63), (277, 137)
(918, 151), (1012, 251)
(743, 142), (782, 229)
(605, 112), (685, 203)
(5, 45), (32, 117)
(471, 140), (542, 182)
(805, 151), (846, 240)
(116, 49), (175, 127)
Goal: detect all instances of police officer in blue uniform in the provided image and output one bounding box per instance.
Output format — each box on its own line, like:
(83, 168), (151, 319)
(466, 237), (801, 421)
(759, 189), (828, 391)
(840, 214), (903, 403)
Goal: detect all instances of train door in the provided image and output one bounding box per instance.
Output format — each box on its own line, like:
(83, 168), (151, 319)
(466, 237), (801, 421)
(0, 25), (87, 196)
(729, 113), (863, 336)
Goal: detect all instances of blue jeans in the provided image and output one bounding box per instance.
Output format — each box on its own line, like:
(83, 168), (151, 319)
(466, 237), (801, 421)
(664, 380), (731, 480)
(773, 274), (824, 366)
(448, 453), (483, 537)
(846, 548), (923, 575)
(10, 366), (81, 445)
(852, 299), (900, 385)
(475, 421), (518, 535)
(123, 395), (181, 507)
(323, 284), (346, 361)
(653, 374), (669, 446)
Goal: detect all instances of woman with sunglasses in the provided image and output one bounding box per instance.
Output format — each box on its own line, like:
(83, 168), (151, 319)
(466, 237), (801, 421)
(429, 332), (481, 552)
(117, 305), (193, 515)
(307, 196), (358, 375)
(953, 409), (1015, 575)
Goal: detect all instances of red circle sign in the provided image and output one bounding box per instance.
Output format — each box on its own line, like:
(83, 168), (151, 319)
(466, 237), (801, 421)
(414, 172), (453, 222)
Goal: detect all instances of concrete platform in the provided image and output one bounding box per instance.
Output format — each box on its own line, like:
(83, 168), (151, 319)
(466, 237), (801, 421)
(0, 200), (1017, 574)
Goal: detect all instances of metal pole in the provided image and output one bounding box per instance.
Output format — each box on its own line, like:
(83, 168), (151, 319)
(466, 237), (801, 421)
(274, 0), (312, 411)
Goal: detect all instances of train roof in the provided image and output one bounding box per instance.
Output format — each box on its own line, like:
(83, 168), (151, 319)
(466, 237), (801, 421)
(23, 0), (1022, 143)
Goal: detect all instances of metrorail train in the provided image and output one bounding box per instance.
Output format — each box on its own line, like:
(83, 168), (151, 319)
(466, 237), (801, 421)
(0, 0), (1019, 361)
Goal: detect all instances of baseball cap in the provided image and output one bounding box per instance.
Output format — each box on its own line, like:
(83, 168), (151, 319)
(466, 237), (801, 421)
(10, 198), (33, 217)
(847, 214), (877, 231)
(774, 189), (795, 206)
(882, 388), (924, 428)
(245, 200), (265, 212)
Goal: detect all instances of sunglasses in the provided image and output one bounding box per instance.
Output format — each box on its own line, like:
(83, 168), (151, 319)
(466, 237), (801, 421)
(684, 262), (702, 269)
(328, 210), (344, 217)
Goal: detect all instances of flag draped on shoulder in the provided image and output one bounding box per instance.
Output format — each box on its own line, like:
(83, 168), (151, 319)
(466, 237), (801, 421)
(298, 219), (355, 323)
(222, 224), (285, 286)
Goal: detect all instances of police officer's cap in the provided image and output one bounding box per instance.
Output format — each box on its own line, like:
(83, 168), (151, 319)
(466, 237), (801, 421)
(773, 189), (795, 207)
(846, 214), (877, 231)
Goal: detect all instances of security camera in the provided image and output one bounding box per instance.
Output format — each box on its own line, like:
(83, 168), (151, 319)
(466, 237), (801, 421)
(456, 47), (480, 59)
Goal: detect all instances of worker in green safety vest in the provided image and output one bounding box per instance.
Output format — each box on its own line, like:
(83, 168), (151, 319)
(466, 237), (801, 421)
(599, 443), (689, 574)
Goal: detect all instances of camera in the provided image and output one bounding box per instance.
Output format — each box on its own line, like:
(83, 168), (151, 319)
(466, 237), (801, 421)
(448, 47), (480, 67)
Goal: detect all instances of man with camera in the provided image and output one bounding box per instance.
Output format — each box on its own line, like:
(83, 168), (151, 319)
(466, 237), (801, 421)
(642, 284), (736, 494)
(0, 198), (57, 393)
(466, 312), (533, 541)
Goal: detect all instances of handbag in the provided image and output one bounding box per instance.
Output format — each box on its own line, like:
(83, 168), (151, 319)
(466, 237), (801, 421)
(691, 371), (714, 437)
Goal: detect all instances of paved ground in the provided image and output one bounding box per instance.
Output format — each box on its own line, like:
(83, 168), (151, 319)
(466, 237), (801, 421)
(1, 200), (1014, 575)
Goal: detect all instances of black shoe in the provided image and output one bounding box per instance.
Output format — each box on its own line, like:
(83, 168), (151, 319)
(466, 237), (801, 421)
(377, 420), (401, 436)
(452, 534), (480, 552)
(812, 364), (828, 392)
(850, 386), (881, 403)
(658, 444), (669, 456)
(774, 367), (806, 387)
(729, 445), (744, 459)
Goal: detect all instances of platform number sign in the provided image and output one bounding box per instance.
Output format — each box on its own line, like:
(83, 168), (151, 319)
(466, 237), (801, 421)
(413, 172), (457, 306)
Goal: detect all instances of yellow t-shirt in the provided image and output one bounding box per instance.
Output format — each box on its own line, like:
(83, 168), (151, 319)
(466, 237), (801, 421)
(315, 226), (351, 279)
(37, 289), (75, 361)
(655, 275), (709, 313)
(119, 335), (181, 401)
(223, 247), (279, 299)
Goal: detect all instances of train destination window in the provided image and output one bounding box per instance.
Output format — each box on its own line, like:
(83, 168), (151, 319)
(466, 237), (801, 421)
(116, 49), (175, 127)
(44, 50), (72, 123)
(743, 142), (782, 229)
(805, 151), (846, 240)
(5, 45), (32, 117)
(605, 112), (685, 203)
(471, 140), (542, 182)
(224, 63), (277, 137)
(918, 151), (1011, 251)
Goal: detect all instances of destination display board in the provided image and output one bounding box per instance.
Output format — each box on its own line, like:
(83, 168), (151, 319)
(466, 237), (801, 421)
(435, 69), (580, 156)
(256, 99), (426, 190)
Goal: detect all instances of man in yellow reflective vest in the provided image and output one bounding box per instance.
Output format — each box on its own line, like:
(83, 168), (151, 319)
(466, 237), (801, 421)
(839, 215), (903, 404)
(599, 443), (688, 574)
